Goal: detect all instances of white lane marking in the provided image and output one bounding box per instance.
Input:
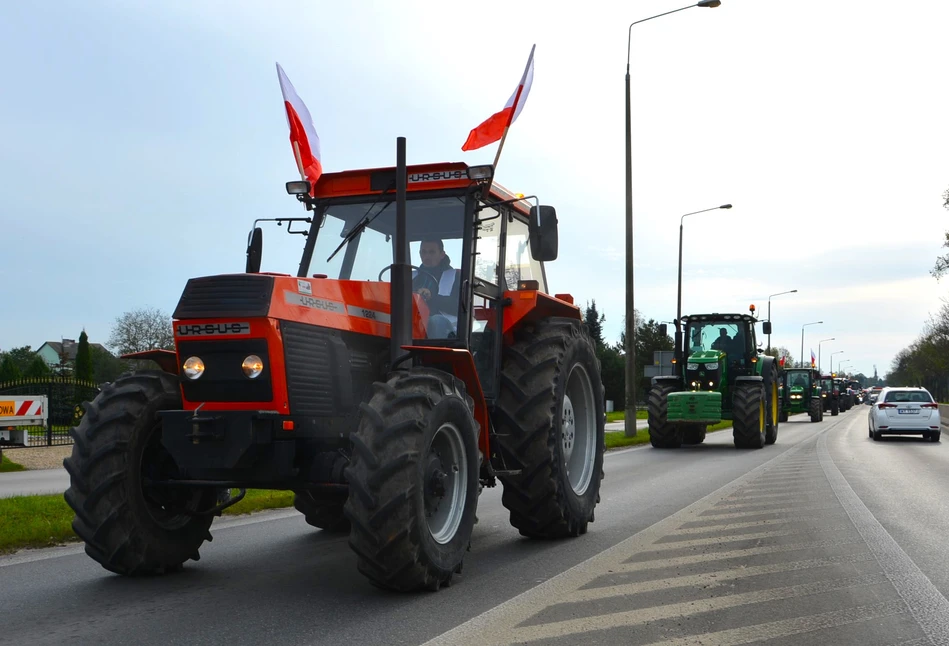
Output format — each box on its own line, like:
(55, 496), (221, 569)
(635, 600), (907, 646)
(569, 552), (877, 602)
(504, 573), (890, 643)
(654, 524), (855, 550)
(818, 431), (949, 645)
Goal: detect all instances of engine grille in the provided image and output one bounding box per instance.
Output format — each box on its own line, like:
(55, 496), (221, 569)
(174, 275), (274, 319)
(281, 321), (385, 418)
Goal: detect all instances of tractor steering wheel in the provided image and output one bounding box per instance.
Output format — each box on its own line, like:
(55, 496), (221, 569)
(377, 264), (439, 299)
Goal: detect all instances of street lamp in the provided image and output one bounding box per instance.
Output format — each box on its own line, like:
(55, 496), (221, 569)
(817, 337), (834, 374)
(676, 204), (732, 362)
(766, 289), (797, 353)
(830, 350), (844, 374)
(838, 359), (852, 376)
(800, 321), (822, 368)
(625, 0), (723, 437)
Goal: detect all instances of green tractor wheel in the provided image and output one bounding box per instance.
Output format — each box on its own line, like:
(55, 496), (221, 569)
(733, 382), (766, 449)
(647, 383), (682, 449)
(764, 365), (779, 445)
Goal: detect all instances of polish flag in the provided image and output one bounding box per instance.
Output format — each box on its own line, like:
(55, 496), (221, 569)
(810, 350), (816, 367)
(461, 45), (535, 152)
(276, 63), (323, 186)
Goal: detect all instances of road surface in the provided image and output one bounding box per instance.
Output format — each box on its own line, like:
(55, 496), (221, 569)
(2, 407), (947, 646)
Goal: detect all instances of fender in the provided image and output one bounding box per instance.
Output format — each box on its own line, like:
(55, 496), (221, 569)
(735, 375), (764, 384)
(400, 346), (489, 460)
(651, 375), (683, 388)
(122, 350), (178, 375)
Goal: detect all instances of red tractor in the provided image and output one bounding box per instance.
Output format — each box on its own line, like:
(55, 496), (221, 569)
(65, 139), (605, 591)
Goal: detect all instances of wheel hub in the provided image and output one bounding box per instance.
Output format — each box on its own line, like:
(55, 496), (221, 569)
(424, 452), (447, 516)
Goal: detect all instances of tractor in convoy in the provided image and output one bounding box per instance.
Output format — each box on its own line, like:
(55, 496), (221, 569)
(64, 141), (605, 591)
(778, 368), (823, 423)
(820, 374), (840, 416)
(647, 308), (780, 449)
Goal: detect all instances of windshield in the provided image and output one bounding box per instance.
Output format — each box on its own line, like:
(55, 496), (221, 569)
(788, 372), (810, 388)
(687, 321), (742, 354)
(306, 196), (466, 281)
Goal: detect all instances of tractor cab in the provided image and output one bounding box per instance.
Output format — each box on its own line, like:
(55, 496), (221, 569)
(681, 313), (761, 395)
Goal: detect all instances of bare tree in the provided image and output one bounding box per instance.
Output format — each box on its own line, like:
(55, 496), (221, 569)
(108, 307), (174, 355)
(931, 188), (949, 279)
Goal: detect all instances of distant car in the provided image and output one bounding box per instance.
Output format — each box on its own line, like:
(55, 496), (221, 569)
(868, 387), (941, 442)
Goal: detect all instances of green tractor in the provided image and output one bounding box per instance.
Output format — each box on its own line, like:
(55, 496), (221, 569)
(778, 368), (823, 423)
(648, 309), (780, 449)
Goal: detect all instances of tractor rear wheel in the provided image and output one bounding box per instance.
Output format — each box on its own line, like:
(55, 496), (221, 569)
(681, 424), (707, 445)
(293, 491), (349, 533)
(733, 382), (766, 449)
(779, 408), (789, 423)
(344, 368), (479, 592)
(808, 397), (822, 422)
(495, 317), (605, 539)
(63, 371), (217, 576)
(647, 383), (682, 448)
(831, 399), (840, 416)
(764, 365), (779, 445)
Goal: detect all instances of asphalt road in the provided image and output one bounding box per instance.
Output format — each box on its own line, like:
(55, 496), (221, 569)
(0, 468), (70, 498)
(2, 406), (947, 646)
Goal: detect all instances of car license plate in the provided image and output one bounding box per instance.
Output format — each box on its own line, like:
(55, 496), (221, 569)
(897, 408), (918, 414)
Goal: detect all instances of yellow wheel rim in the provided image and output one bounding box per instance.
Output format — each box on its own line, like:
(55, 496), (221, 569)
(759, 398), (765, 432)
(771, 381), (778, 426)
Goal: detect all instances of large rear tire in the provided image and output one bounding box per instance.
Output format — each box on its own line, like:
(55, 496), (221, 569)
(831, 399), (839, 416)
(344, 368), (479, 592)
(293, 491), (349, 533)
(647, 383), (682, 448)
(495, 317), (605, 539)
(779, 408), (789, 423)
(63, 371), (216, 576)
(733, 382), (766, 449)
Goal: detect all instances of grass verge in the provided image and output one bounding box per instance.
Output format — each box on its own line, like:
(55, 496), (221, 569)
(0, 454), (25, 473)
(606, 410), (648, 423)
(605, 420), (733, 451)
(0, 488), (298, 554)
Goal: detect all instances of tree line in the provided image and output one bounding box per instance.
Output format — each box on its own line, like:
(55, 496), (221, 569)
(0, 307), (173, 386)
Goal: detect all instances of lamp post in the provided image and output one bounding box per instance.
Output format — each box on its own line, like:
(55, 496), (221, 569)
(766, 289), (797, 353)
(800, 321), (822, 368)
(625, 0), (722, 437)
(838, 359), (852, 377)
(675, 204), (732, 362)
(830, 350), (844, 375)
(817, 337), (834, 374)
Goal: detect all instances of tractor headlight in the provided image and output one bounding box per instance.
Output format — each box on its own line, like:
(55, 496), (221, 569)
(704, 362), (719, 370)
(182, 356), (205, 380)
(241, 355), (264, 379)
(687, 363), (699, 370)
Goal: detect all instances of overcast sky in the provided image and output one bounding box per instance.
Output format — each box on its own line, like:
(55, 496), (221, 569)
(1, 0), (947, 379)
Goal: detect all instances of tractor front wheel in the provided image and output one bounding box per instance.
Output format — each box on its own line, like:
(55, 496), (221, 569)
(344, 368), (479, 592)
(496, 317), (605, 539)
(733, 383), (766, 449)
(647, 384), (682, 449)
(64, 371), (217, 576)
(808, 397), (822, 423)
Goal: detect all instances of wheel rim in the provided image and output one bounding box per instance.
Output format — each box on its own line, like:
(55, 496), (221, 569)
(563, 363), (596, 495)
(771, 381), (778, 426)
(424, 422), (468, 545)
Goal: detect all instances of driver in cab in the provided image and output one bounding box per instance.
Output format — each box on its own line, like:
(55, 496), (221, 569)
(414, 237), (460, 339)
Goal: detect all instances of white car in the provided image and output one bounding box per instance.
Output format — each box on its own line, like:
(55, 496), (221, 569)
(868, 387), (941, 442)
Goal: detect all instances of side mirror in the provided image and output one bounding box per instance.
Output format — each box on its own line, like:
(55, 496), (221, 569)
(658, 323), (668, 337)
(246, 227), (263, 273)
(528, 205), (558, 261)
(762, 321), (772, 335)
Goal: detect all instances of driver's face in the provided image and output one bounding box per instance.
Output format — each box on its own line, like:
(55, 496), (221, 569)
(419, 242), (445, 268)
